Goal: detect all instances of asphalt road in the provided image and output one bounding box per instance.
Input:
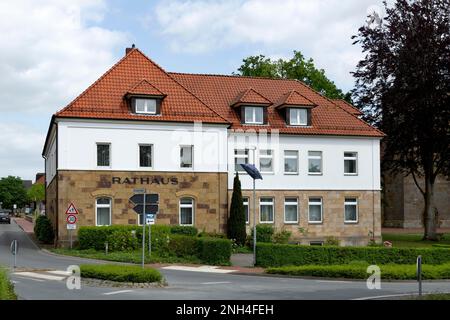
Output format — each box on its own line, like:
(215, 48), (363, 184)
(1, 220), (449, 300)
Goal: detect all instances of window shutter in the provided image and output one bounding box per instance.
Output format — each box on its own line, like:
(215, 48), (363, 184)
(240, 107), (246, 124)
(156, 99), (161, 115)
(263, 107), (268, 124)
(286, 108), (290, 125)
(307, 109), (312, 126)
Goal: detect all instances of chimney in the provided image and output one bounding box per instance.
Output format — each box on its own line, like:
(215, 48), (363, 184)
(125, 44), (136, 55)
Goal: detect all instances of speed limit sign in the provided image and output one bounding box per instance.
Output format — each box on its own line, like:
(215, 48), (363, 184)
(66, 214), (77, 224)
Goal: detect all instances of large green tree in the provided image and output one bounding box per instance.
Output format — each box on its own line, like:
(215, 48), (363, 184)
(27, 183), (45, 203)
(227, 172), (247, 246)
(0, 176), (28, 209)
(236, 51), (351, 101)
(352, 0), (450, 240)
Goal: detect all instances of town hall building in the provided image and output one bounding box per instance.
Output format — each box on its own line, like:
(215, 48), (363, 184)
(43, 46), (384, 247)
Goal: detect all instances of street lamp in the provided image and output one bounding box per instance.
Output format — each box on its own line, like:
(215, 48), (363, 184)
(240, 163), (262, 267)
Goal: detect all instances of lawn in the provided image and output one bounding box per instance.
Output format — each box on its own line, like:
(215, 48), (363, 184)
(382, 233), (450, 248)
(50, 248), (203, 265)
(0, 267), (17, 300)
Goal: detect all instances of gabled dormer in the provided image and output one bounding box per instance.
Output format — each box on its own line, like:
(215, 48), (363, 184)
(125, 79), (166, 115)
(230, 88), (272, 125)
(274, 90), (316, 126)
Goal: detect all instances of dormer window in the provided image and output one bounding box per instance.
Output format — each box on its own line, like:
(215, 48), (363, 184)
(244, 106), (264, 124)
(289, 108), (308, 126)
(135, 98), (157, 114)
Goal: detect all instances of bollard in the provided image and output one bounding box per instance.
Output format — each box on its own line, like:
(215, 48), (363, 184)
(417, 255), (422, 296)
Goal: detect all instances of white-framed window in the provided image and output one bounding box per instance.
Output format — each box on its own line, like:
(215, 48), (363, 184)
(259, 149), (273, 173)
(135, 98), (157, 114)
(284, 197), (298, 223)
(308, 197), (323, 223)
(344, 152), (358, 175)
(284, 150), (298, 174)
(244, 106), (264, 124)
(234, 149), (249, 172)
(180, 145), (193, 168)
(344, 198), (358, 223)
(179, 197), (194, 226)
(243, 197), (249, 224)
(97, 143), (110, 167)
(96, 197), (111, 226)
(289, 108), (308, 125)
(308, 151), (322, 174)
(139, 144), (153, 168)
(259, 197), (274, 223)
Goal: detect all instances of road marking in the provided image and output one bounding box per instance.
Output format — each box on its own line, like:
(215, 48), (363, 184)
(316, 280), (353, 284)
(200, 281), (231, 285)
(103, 290), (134, 296)
(13, 276), (45, 282)
(47, 270), (72, 276)
(12, 272), (66, 281)
(162, 266), (236, 273)
(353, 293), (417, 300)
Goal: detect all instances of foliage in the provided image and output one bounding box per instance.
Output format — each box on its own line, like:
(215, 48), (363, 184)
(198, 231), (227, 239)
(256, 243), (450, 267)
(0, 176), (28, 209)
(272, 230), (292, 244)
(251, 224), (274, 243)
(27, 183), (45, 203)
(227, 172), (247, 246)
(236, 51), (350, 101)
(106, 229), (139, 251)
(198, 237), (232, 265)
(168, 235), (200, 257)
(170, 225), (198, 237)
(266, 263), (450, 280)
(33, 215), (54, 244)
(0, 268), (17, 300)
(351, 0), (450, 240)
(324, 236), (341, 246)
(80, 264), (162, 283)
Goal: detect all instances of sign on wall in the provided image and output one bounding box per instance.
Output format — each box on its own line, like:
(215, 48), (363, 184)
(65, 203), (79, 215)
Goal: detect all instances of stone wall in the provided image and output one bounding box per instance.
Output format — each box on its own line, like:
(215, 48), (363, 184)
(45, 177), (58, 244)
(54, 170), (228, 245)
(228, 189), (382, 246)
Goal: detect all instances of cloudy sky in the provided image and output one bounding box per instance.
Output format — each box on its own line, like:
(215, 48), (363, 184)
(0, 0), (388, 181)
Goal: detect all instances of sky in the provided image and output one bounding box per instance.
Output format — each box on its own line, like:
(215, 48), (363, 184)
(0, 0), (389, 181)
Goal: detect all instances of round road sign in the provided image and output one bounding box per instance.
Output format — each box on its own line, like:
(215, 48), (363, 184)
(67, 214), (77, 224)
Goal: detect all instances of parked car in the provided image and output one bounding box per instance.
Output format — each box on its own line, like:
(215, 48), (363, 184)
(0, 211), (11, 224)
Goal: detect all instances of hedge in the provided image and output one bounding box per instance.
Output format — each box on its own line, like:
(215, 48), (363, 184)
(198, 237), (232, 265)
(266, 263), (450, 280)
(80, 264), (162, 283)
(256, 243), (450, 267)
(0, 268), (17, 300)
(34, 215), (55, 244)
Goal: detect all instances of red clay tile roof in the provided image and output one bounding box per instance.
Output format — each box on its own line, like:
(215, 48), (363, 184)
(170, 73), (384, 137)
(332, 99), (363, 116)
(35, 175), (45, 185)
(56, 49), (228, 124)
(54, 48), (382, 137)
(274, 89), (316, 109)
(127, 79), (166, 97)
(230, 88), (272, 107)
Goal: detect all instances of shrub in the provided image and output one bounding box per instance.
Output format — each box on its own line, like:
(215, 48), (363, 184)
(107, 229), (139, 251)
(80, 264), (162, 283)
(34, 215), (55, 244)
(168, 235), (199, 257)
(251, 224), (274, 243)
(266, 263), (450, 280)
(227, 172), (247, 246)
(324, 236), (341, 246)
(272, 230), (292, 244)
(170, 226), (198, 237)
(198, 231), (227, 239)
(198, 237), (232, 265)
(256, 243), (450, 267)
(0, 268), (17, 300)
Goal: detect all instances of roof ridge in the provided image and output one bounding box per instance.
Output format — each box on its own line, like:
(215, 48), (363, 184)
(168, 71), (302, 82)
(293, 79), (384, 136)
(241, 87), (272, 103)
(128, 78), (165, 95)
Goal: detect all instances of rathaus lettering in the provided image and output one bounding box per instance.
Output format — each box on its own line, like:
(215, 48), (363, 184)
(112, 177), (178, 185)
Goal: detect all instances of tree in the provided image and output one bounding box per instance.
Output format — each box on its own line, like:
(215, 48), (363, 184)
(27, 183), (45, 204)
(227, 172), (247, 246)
(0, 176), (28, 209)
(236, 51), (351, 101)
(352, 0), (450, 240)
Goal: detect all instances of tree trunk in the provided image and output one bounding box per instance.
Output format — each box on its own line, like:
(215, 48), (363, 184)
(423, 174), (438, 241)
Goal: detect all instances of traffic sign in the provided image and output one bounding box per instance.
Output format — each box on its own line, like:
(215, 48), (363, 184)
(67, 224), (77, 230)
(133, 204), (158, 215)
(65, 203), (79, 215)
(10, 240), (18, 255)
(129, 194), (159, 205)
(66, 214), (77, 224)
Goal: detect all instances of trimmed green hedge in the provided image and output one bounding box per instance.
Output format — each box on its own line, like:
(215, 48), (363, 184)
(256, 243), (450, 267)
(80, 264), (162, 283)
(198, 237), (232, 265)
(0, 268), (17, 300)
(267, 263), (450, 280)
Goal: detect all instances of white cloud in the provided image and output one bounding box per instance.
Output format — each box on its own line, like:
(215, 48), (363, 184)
(0, 0), (129, 180)
(155, 0), (390, 90)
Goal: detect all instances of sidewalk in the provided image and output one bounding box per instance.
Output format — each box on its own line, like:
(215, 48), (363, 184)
(13, 217), (34, 234)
